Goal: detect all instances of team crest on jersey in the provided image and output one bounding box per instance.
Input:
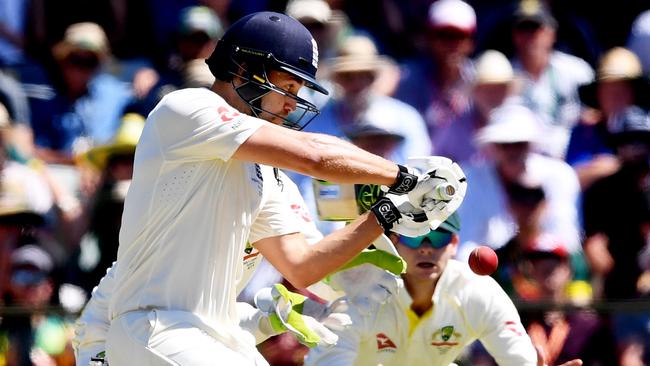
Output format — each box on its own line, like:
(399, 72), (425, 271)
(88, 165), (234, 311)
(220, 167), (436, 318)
(376, 333), (397, 352)
(243, 241), (260, 269)
(431, 325), (461, 347)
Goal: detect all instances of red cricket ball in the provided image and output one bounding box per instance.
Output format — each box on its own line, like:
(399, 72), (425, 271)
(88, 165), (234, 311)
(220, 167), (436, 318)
(468, 246), (499, 276)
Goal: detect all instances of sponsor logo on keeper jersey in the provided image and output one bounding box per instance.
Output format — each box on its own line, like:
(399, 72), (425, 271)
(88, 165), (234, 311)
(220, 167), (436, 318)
(431, 325), (461, 347)
(376, 333), (397, 352)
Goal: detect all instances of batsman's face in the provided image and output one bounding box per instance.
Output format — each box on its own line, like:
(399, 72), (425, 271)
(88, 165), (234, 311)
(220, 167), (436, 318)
(257, 70), (305, 125)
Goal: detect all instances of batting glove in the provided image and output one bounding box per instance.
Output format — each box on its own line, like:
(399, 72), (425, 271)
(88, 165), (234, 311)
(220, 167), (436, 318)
(325, 249), (404, 317)
(254, 284), (351, 348)
(406, 156), (468, 230)
(370, 193), (432, 237)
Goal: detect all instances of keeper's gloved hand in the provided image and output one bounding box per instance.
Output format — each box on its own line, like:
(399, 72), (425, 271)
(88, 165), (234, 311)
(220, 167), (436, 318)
(325, 249), (404, 316)
(254, 284), (351, 348)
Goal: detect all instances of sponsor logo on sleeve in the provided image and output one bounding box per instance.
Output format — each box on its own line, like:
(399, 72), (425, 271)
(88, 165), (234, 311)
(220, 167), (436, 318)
(504, 320), (524, 336)
(291, 203), (312, 223)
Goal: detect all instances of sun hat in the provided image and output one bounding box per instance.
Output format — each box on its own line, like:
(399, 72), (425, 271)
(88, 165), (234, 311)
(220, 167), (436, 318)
(474, 50), (514, 85)
(578, 47), (648, 109)
(328, 35), (389, 75)
(52, 22), (109, 61)
(80, 113), (145, 170)
(475, 103), (540, 145)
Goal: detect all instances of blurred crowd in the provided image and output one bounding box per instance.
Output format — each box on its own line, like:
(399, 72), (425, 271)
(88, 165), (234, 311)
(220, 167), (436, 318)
(0, 0), (649, 365)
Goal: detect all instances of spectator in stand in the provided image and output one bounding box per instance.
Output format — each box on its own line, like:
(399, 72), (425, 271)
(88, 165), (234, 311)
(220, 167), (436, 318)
(510, 0), (594, 159)
(582, 105), (650, 301)
(394, 0), (476, 156)
(0, 245), (76, 366)
(130, 6), (223, 116)
(455, 103), (581, 263)
(285, 0), (356, 109)
(0, 155), (53, 305)
(27, 22), (132, 165)
(506, 236), (617, 366)
(289, 35), (431, 211)
(440, 49), (519, 164)
(627, 9), (650, 74)
(308, 35), (431, 164)
(581, 105), (650, 364)
(567, 47), (650, 190)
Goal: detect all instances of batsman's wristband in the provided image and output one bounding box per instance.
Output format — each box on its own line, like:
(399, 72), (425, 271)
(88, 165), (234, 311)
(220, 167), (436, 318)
(370, 197), (402, 230)
(386, 165), (418, 195)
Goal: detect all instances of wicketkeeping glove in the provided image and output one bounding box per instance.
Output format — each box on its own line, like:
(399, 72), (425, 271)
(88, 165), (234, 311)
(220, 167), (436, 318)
(254, 284), (351, 348)
(325, 249), (404, 316)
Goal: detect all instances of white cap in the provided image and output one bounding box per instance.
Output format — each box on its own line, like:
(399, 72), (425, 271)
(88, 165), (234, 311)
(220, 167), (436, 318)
(286, 0), (332, 24)
(627, 10), (650, 73)
(474, 50), (514, 84)
(428, 0), (476, 34)
(475, 103), (540, 145)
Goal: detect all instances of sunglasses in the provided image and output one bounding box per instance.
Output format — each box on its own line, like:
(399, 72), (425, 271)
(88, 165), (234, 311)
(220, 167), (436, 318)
(399, 230), (453, 249)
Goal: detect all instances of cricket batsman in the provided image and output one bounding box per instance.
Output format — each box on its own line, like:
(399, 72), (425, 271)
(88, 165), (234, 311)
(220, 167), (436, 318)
(81, 11), (467, 366)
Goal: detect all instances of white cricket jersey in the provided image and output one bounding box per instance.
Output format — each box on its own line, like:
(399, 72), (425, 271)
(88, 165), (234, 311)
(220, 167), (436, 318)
(305, 260), (537, 366)
(108, 88), (305, 332)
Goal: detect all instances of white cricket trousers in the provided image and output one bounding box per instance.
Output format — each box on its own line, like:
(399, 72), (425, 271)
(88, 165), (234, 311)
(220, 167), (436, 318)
(106, 309), (269, 366)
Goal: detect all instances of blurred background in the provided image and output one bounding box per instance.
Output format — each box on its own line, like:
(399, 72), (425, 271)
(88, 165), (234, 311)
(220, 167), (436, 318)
(0, 0), (650, 364)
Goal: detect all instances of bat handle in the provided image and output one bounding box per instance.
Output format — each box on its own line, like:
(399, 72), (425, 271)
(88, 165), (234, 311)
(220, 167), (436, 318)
(431, 182), (455, 201)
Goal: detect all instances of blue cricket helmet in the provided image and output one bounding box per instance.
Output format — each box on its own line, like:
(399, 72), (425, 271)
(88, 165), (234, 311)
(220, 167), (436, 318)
(206, 12), (328, 129)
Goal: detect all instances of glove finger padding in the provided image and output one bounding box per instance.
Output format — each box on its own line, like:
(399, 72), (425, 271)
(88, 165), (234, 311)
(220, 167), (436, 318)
(254, 284), (349, 348)
(420, 162), (467, 229)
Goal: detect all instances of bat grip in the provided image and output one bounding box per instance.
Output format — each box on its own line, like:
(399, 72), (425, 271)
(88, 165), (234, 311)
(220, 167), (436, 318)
(431, 182), (455, 201)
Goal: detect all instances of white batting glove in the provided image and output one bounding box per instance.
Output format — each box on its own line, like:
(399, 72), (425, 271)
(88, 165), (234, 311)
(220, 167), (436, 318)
(407, 156), (467, 230)
(254, 284), (352, 348)
(370, 193), (432, 237)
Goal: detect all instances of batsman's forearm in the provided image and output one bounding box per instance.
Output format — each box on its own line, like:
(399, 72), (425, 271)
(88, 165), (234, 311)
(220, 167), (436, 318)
(284, 212), (384, 288)
(301, 132), (399, 185)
